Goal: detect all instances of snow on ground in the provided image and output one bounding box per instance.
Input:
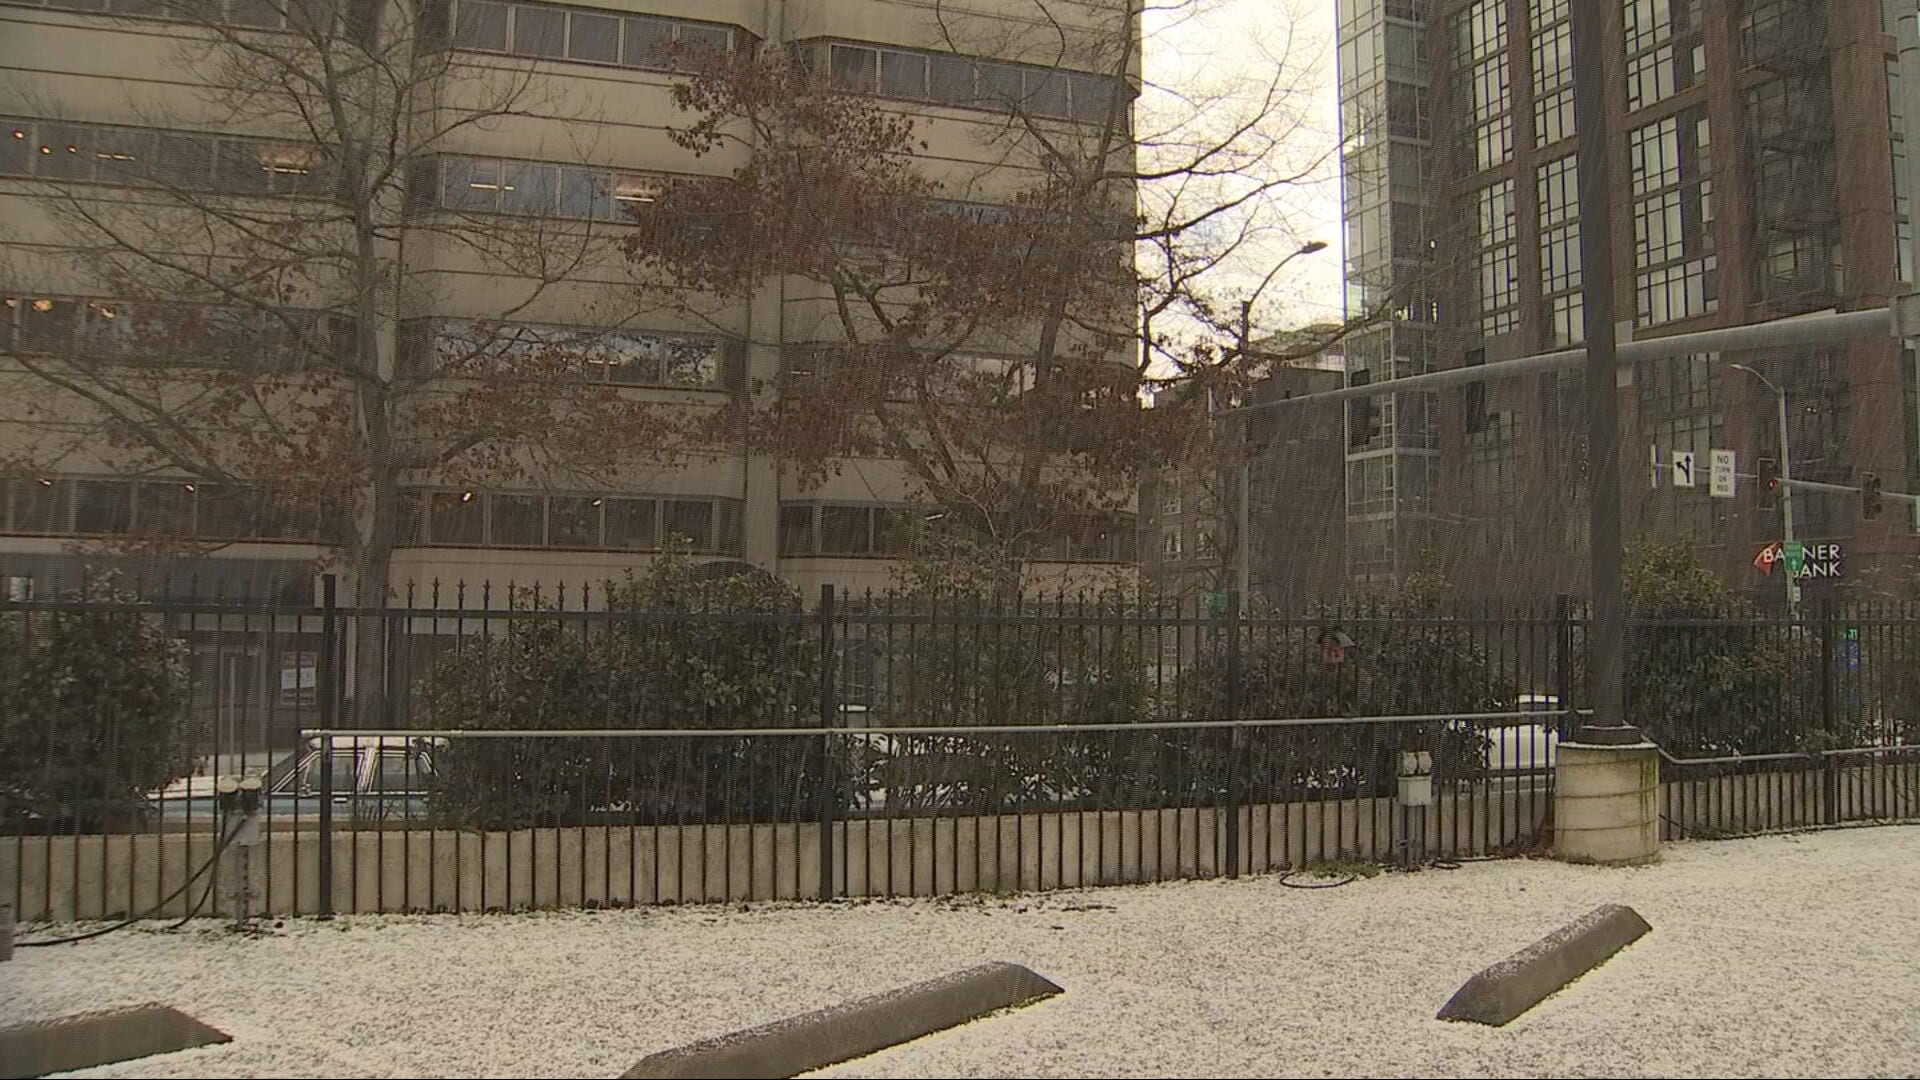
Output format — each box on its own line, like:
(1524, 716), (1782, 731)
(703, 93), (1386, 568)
(4, 827), (1918, 1079)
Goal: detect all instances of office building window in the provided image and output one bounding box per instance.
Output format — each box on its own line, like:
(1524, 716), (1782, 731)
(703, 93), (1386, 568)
(1629, 110), (1717, 325)
(0, 116), (330, 196)
(1623, 0), (1703, 113)
(1467, 178), (1518, 337)
(1452, 0), (1507, 67)
(1347, 456), (1396, 514)
(1745, 72), (1839, 306)
(411, 153), (693, 223)
(399, 318), (733, 389)
(1452, 0), (1511, 174)
(1529, 0), (1573, 146)
(1537, 154), (1581, 344)
(1463, 410), (1520, 507)
(401, 489), (743, 554)
(1738, 0), (1826, 70)
(14, 0), (349, 30)
(1, 475), (336, 542)
(439, 1), (745, 72)
(777, 503), (1133, 562)
(804, 40), (1122, 125)
(2, 291), (350, 368)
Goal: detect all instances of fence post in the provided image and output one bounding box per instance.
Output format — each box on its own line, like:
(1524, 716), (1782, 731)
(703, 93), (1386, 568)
(816, 584), (837, 902)
(1553, 594), (1574, 740)
(317, 574), (337, 917)
(1223, 590), (1241, 879)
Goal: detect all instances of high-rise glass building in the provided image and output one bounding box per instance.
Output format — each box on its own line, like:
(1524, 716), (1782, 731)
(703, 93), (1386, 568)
(1335, 0), (1920, 603)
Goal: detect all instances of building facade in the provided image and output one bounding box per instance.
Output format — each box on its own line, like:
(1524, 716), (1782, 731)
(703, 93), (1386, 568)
(1336, 0), (1920, 603)
(1141, 342), (1346, 610)
(0, 0), (1142, 609)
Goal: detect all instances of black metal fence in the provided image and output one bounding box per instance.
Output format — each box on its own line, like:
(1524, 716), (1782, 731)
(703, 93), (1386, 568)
(3, 580), (1917, 919)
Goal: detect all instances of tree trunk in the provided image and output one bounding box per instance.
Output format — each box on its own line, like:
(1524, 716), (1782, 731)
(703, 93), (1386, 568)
(349, 493), (396, 728)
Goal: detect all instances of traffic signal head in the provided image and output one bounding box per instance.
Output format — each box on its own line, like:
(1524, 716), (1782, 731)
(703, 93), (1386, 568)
(1757, 457), (1779, 510)
(1863, 472), (1883, 520)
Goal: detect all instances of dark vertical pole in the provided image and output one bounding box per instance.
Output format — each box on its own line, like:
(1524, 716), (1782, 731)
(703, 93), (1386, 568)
(1223, 590), (1242, 879)
(816, 584), (836, 902)
(317, 573), (337, 917)
(1571, 0), (1635, 742)
(1554, 594), (1574, 741)
(1818, 596), (1836, 740)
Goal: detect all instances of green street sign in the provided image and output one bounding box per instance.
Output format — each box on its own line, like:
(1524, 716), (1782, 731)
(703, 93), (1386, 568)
(1202, 590), (1229, 614)
(1782, 541), (1807, 576)
(1844, 626), (1860, 641)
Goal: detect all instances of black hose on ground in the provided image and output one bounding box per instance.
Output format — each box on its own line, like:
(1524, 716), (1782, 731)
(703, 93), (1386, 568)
(15, 820), (244, 948)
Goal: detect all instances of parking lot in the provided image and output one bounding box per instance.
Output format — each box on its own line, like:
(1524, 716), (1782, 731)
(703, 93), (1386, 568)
(4, 827), (1918, 1078)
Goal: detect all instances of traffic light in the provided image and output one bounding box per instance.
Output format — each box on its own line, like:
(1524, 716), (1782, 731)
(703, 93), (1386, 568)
(1757, 457), (1779, 510)
(1862, 472), (1883, 520)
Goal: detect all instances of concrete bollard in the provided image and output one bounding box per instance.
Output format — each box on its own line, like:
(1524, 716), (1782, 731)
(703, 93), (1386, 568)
(1554, 741), (1660, 864)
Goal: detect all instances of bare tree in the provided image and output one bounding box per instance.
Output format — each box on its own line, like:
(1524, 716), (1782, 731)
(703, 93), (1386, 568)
(0, 2), (685, 714)
(624, 0), (1348, 579)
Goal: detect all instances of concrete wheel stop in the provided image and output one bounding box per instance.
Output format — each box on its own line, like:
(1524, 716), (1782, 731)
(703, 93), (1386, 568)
(0, 1004), (231, 1079)
(1437, 903), (1651, 1026)
(621, 961), (1063, 1079)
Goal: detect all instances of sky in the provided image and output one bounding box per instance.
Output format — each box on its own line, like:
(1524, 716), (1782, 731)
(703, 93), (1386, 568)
(1144, 0), (1347, 328)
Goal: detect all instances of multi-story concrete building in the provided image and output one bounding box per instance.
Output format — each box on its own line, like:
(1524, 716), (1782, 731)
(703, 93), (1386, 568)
(0, 0), (1142, 611)
(1336, 0), (1920, 603)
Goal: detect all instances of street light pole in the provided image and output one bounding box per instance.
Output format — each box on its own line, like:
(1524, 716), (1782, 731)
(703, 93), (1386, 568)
(1220, 239), (1328, 607)
(1731, 363), (1799, 611)
(1569, 0), (1634, 742)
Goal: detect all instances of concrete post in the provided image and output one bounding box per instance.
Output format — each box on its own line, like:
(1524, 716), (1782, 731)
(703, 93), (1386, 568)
(1, 902), (12, 961)
(1554, 742), (1660, 864)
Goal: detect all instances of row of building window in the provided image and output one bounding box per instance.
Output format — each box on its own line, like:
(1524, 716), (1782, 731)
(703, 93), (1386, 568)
(397, 489), (742, 553)
(1, 116), (328, 195)
(409, 152), (1049, 242)
(1637, 257), (1718, 326)
(777, 503), (1134, 563)
(0, 293), (747, 392)
(8, 0), (341, 29)
(15, 1), (1120, 132)
(1, 293), (349, 368)
(410, 153), (686, 221)
(0, 476), (336, 541)
(397, 319), (733, 389)
(809, 41), (1121, 126)
(440, 0), (739, 71)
